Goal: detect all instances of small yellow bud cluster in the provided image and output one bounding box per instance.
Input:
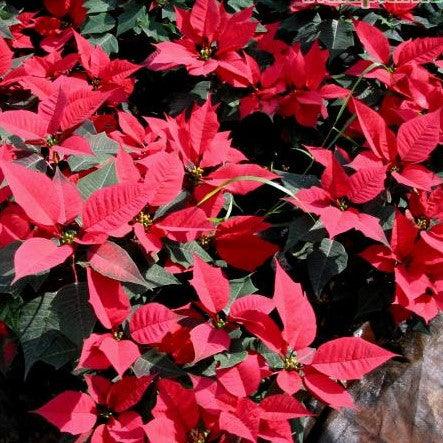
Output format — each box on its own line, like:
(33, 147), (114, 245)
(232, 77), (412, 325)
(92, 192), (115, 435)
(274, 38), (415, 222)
(198, 234), (213, 248)
(112, 329), (124, 341)
(415, 216), (430, 231)
(188, 428), (209, 443)
(91, 77), (101, 89)
(283, 354), (302, 371)
(199, 46), (213, 61)
(46, 135), (59, 148)
(189, 165), (205, 183)
(60, 230), (77, 245)
(336, 197), (349, 211)
(213, 314), (226, 329)
(136, 211), (154, 228)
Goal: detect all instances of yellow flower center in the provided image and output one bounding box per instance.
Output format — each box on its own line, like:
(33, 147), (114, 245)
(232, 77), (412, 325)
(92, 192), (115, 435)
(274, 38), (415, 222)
(136, 211), (153, 228)
(336, 197), (349, 211)
(60, 229), (77, 245)
(98, 404), (114, 421)
(46, 135), (59, 148)
(198, 234), (213, 248)
(415, 216), (430, 231)
(283, 354), (302, 371)
(188, 428), (209, 443)
(199, 45), (213, 61)
(189, 165), (205, 182)
(91, 77), (101, 89)
(100, 410), (113, 419)
(213, 314), (226, 329)
(112, 329), (124, 341)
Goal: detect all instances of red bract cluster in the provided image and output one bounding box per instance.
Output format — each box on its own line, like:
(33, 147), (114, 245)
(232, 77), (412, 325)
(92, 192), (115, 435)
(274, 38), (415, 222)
(36, 262), (395, 441)
(0, 0), (441, 441)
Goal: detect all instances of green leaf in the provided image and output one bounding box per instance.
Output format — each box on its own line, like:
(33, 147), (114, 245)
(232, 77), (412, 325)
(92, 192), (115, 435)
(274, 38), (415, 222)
(215, 351), (247, 369)
(153, 191), (190, 220)
(133, 348), (187, 378)
(68, 129), (120, 172)
(293, 13), (322, 48)
(190, 81), (211, 101)
(19, 294), (59, 342)
(51, 283), (95, 346)
(117, 0), (146, 36)
(256, 0), (288, 14)
(87, 33), (119, 54)
(0, 295), (22, 333)
(319, 19), (354, 53)
(255, 342), (283, 369)
(69, 125), (118, 171)
(22, 331), (77, 375)
(77, 160), (117, 198)
(227, 0), (253, 12)
(0, 20), (11, 38)
(226, 275), (257, 311)
(144, 264), (180, 290)
(18, 285), (93, 373)
(0, 242), (20, 292)
(85, 0), (117, 13)
(15, 153), (47, 173)
(0, 2), (19, 38)
(307, 239), (348, 296)
(166, 240), (213, 268)
(139, 15), (172, 42)
(286, 215), (326, 250)
(19, 294), (78, 375)
(67, 154), (99, 172)
(279, 172), (319, 193)
(82, 12), (115, 35)
(88, 132), (119, 156)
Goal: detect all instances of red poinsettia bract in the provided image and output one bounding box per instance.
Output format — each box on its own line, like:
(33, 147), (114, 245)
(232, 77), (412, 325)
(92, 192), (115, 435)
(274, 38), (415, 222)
(352, 99), (441, 191)
(289, 146), (387, 242)
(146, 0), (257, 86)
(35, 375), (151, 441)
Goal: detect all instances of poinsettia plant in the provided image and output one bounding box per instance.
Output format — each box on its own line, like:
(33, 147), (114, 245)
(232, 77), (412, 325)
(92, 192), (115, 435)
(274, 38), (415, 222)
(0, 0), (441, 441)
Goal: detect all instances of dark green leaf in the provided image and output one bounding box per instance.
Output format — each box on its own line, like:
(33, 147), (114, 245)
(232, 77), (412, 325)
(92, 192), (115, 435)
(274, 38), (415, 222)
(133, 348), (187, 378)
(51, 283), (95, 346)
(82, 12), (115, 35)
(226, 275), (257, 311)
(286, 215), (327, 250)
(227, 0), (253, 12)
(280, 172), (319, 193)
(117, 0), (146, 36)
(255, 342), (283, 369)
(77, 160), (117, 198)
(85, 0), (117, 13)
(88, 33), (119, 54)
(307, 239), (348, 296)
(166, 241), (213, 268)
(153, 191), (190, 220)
(0, 242), (20, 292)
(320, 19), (354, 53)
(22, 331), (77, 375)
(19, 294), (59, 342)
(139, 15), (172, 42)
(144, 264), (180, 290)
(215, 351), (247, 369)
